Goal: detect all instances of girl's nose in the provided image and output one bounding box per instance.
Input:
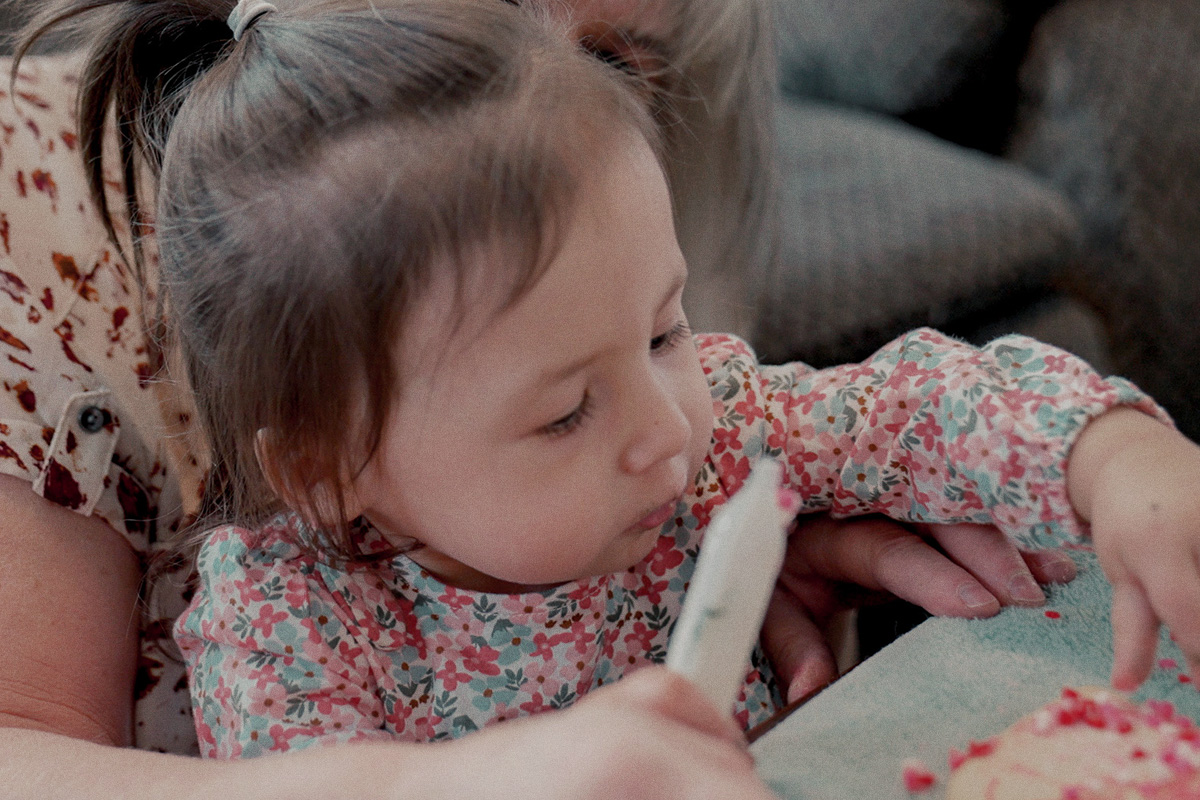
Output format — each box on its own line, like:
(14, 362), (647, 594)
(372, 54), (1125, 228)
(620, 373), (691, 475)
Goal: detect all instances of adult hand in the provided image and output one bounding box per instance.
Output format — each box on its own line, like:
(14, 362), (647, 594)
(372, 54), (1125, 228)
(437, 666), (777, 800)
(760, 515), (1078, 703)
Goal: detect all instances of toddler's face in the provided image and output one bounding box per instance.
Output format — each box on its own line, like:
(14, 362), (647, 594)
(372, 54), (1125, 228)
(350, 133), (713, 592)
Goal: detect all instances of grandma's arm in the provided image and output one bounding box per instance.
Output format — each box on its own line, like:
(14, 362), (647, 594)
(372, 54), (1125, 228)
(759, 514), (1077, 703)
(0, 474), (140, 746)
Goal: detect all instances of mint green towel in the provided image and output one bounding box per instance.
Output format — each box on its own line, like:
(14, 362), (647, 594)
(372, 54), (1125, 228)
(751, 547), (1200, 799)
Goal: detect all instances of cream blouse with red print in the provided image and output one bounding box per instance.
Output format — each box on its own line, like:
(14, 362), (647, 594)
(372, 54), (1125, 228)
(175, 330), (1169, 759)
(0, 55), (203, 754)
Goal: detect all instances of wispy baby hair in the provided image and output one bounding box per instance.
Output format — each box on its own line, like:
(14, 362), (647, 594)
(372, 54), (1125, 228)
(16, 0), (657, 561)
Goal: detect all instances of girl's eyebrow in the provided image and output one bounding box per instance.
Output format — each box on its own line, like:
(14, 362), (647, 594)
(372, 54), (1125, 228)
(534, 266), (688, 387)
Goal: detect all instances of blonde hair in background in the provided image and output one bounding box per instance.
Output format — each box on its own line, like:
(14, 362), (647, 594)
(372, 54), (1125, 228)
(665, 0), (777, 337)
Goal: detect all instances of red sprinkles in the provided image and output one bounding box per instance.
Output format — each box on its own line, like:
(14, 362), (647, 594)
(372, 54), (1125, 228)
(900, 759), (937, 793)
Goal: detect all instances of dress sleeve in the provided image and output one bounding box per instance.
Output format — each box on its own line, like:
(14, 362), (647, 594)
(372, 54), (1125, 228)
(174, 524), (394, 758)
(697, 328), (1171, 547)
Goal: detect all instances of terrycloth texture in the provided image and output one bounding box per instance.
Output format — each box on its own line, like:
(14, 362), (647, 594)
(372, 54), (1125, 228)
(750, 547), (1200, 799)
(755, 99), (1079, 366)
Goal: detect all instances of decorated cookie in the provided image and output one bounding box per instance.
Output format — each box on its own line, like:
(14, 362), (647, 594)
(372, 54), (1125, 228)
(946, 686), (1200, 799)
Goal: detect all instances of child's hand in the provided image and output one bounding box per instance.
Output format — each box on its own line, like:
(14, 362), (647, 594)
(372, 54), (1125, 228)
(436, 666), (778, 799)
(1068, 408), (1200, 689)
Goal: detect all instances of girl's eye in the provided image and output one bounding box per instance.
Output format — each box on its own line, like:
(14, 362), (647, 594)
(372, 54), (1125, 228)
(650, 320), (691, 353)
(540, 391), (592, 438)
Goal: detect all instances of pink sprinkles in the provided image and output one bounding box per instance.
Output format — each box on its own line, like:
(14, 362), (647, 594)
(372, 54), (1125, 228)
(900, 759), (937, 793)
(945, 688), (1200, 795)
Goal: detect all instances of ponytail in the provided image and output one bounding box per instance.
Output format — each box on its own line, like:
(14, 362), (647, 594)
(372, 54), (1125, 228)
(12, 0), (239, 278)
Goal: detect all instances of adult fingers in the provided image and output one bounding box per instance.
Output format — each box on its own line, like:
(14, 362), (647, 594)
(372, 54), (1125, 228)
(923, 523), (1047, 607)
(759, 586), (838, 704)
(1109, 578), (1160, 691)
(794, 517), (1002, 619)
(1021, 547), (1078, 586)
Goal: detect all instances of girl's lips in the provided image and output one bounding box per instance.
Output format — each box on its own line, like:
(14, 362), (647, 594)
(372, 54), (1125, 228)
(634, 498), (679, 530)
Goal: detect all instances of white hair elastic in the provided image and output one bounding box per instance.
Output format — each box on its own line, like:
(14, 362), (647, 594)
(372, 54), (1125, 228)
(228, 0), (278, 41)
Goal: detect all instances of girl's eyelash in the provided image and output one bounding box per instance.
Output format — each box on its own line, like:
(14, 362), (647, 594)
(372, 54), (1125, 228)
(650, 320), (691, 353)
(541, 391), (592, 438)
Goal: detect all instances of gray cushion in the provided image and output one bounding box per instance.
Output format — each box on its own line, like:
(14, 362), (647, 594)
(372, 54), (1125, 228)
(775, 0), (1007, 113)
(753, 98), (1081, 365)
(1008, 0), (1200, 436)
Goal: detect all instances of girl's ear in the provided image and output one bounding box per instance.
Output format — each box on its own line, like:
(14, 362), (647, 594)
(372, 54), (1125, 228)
(254, 428), (365, 525)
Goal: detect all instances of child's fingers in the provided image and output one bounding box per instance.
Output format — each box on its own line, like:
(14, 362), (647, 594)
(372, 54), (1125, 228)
(1145, 565), (1200, 681)
(1109, 578), (1160, 691)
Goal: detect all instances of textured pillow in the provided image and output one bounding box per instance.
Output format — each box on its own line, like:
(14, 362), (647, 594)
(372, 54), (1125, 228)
(753, 98), (1080, 366)
(775, 0), (1008, 114)
(1007, 0), (1200, 439)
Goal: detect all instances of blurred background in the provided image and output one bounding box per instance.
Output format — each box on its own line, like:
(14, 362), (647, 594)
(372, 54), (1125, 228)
(754, 0), (1200, 446)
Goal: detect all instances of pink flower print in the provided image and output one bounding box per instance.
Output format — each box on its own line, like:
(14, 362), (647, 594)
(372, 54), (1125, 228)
(911, 415), (945, 452)
(560, 624), (598, 657)
(997, 447), (1027, 487)
(298, 616), (328, 646)
(460, 645), (502, 676)
(437, 586), (474, 613)
(638, 573), (670, 605)
(529, 631), (562, 661)
(519, 692), (551, 717)
(716, 451), (751, 490)
(246, 663), (280, 691)
(246, 680), (289, 718)
(888, 357), (934, 388)
(795, 388), (828, 416)
(435, 660), (473, 691)
(521, 657), (564, 699)
(734, 391), (765, 424)
(233, 575), (266, 605)
(266, 723), (307, 753)
(786, 444), (820, 482)
(945, 428), (1009, 475)
(623, 621), (656, 653)
(647, 536), (684, 576)
(851, 423), (895, 467)
(195, 717), (217, 755)
(765, 416), (789, 454)
(1042, 352), (1069, 374)
(335, 638), (365, 665)
(976, 394), (1001, 420)
(711, 425), (742, 455)
(283, 574), (309, 609)
(250, 603), (290, 639)
(793, 469), (821, 502)
(690, 495), (721, 529)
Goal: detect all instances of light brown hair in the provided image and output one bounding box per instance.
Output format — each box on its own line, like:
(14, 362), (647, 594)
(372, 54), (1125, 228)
(15, 0), (660, 562)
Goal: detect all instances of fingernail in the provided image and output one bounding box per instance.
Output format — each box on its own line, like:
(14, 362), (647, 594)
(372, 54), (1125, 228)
(958, 583), (997, 611)
(1009, 574), (1045, 604)
(1039, 555), (1076, 584)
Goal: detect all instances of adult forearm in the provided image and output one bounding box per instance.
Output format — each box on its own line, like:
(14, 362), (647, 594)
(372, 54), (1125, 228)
(0, 728), (441, 800)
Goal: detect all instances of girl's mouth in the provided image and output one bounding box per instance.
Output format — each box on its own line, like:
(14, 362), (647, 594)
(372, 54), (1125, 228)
(633, 497), (679, 530)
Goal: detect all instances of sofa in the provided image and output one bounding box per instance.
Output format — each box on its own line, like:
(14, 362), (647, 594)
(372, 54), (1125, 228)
(755, 0), (1200, 441)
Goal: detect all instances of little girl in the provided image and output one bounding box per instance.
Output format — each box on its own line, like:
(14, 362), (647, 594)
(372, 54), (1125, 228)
(51, 0), (1200, 763)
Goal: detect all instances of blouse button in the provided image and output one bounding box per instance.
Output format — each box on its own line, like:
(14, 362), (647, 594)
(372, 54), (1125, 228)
(78, 405), (111, 433)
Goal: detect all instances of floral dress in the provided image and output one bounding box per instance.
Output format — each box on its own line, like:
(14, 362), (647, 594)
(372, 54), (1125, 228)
(0, 54), (204, 754)
(175, 329), (1168, 759)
